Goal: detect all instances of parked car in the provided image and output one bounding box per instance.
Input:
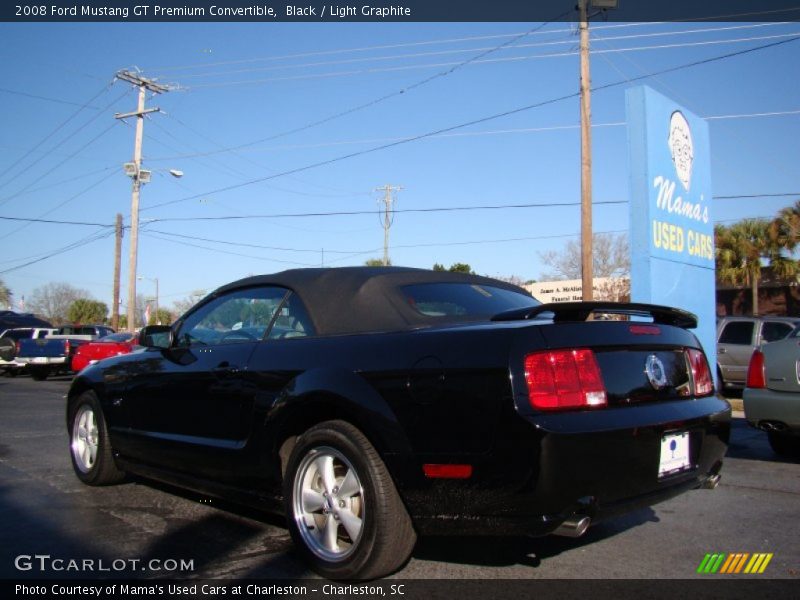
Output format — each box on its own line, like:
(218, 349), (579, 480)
(0, 310), (52, 332)
(66, 267), (730, 579)
(743, 325), (800, 457)
(0, 327), (57, 376)
(17, 325), (115, 380)
(71, 332), (139, 373)
(716, 316), (800, 394)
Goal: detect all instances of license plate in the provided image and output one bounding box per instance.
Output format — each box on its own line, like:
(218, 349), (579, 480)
(659, 432), (691, 477)
(32, 357), (49, 364)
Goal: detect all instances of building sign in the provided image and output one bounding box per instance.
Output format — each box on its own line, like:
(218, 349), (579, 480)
(526, 278), (628, 304)
(626, 86), (716, 377)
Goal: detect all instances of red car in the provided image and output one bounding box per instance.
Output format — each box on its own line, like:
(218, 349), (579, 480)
(71, 332), (139, 373)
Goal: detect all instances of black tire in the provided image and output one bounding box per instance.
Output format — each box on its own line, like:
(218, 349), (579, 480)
(283, 420), (416, 580)
(0, 338), (15, 362)
(30, 367), (49, 381)
(67, 391), (125, 485)
(6, 368), (19, 377)
(767, 431), (800, 458)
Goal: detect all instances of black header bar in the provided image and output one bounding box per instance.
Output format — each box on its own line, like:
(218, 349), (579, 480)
(3, 1), (800, 23)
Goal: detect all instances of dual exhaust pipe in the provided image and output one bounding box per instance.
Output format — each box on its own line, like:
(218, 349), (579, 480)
(554, 472), (722, 536)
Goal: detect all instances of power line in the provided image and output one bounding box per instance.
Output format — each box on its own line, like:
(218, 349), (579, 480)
(0, 230), (115, 274)
(165, 12), (572, 161)
(175, 23), (789, 82)
(0, 89), (129, 204)
(0, 87), (105, 109)
(146, 200), (628, 221)
(143, 35), (800, 214)
(147, 109), (800, 161)
(186, 30), (800, 90)
(149, 10), (798, 73)
(0, 169), (118, 242)
(0, 215), (115, 227)
(0, 82), (115, 188)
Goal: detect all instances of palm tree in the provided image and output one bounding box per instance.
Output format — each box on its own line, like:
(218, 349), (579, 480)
(715, 220), (771, 315)
(769, 200), (800, 253)
(768, 201), (800, 312)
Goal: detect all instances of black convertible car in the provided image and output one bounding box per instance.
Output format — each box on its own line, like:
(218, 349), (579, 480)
(67, 267), (730, 579)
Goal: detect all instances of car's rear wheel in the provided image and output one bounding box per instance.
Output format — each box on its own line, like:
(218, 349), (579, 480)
(30, 367), (49, 381)
(767, 431), (800, 458)
(68, 391), (125, 485)
(0, 338), (16, 362)
(283, 420), (416, 580)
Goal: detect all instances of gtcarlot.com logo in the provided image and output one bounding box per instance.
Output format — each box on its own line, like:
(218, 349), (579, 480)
(697, 552), (773, 574)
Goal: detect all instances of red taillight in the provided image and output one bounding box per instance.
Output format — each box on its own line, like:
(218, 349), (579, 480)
(524, 348), (607, 411)
(687, 348), (714, 396)
(15, 341), (21, 355)
(64, 340), (71, 355)
(423, 464), (473, 479)
(746, 350), (766, 389)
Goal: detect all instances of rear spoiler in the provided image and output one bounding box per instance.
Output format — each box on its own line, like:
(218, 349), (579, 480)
(491, 301), (698, 329)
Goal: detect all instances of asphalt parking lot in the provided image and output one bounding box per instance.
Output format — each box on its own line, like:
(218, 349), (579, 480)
(1, 376), (797, 584)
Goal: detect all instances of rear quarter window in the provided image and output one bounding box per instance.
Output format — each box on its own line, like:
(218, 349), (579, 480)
(762, 321), (796, 343)
(402, 283), (538, 319)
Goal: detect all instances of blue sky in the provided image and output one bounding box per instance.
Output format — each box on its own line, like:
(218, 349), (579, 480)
(1, 19), (799, 314)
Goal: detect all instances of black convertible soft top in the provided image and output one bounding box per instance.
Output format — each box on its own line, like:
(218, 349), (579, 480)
(210, 266), (533, 335)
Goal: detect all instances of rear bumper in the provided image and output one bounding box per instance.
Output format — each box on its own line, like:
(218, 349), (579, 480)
(17, 356), (67, 366)
(392, 396), (731, 536)
(743, 388), (800, 433)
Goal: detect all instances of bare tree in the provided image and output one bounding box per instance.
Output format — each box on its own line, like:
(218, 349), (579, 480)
(28, 282), (92, 325)
(0, 278), (11, 309)
(171, 290), (208, 318)
(539, 233), (629, 280)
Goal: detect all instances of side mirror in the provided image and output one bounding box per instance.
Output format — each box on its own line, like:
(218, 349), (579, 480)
(138, 325), (173, 349)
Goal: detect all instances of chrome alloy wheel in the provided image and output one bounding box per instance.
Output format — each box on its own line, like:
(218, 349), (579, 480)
(292, 446), (365, 562)
(71, 404), (99, 473)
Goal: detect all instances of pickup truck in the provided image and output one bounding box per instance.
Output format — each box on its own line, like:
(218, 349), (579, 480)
(717, 315), (800, 393)
(16, 325), (115, 380)
(0, 327), (58, 376)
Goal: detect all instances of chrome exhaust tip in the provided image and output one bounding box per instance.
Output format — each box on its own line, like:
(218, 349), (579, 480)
(553, 516), (591, 538)
(702, 474), (721, 489)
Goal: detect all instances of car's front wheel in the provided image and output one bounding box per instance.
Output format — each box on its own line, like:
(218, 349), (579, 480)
(283, 420), (416, 580)
(68, 391), (125, 485)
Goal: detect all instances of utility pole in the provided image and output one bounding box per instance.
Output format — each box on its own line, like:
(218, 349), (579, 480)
(375, 184), (403, 266)
(114, 70), (170, 332)
(579, 0), (594, 301)
(111, 213), (123, 331)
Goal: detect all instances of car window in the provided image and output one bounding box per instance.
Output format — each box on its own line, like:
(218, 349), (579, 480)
(718, 321), (754, 345)
(402, 283), (539, 318)
(267, 292), (315, 340)
(3, 329), (32, 341)
(762, 321), (795, 343)
(177, 286), (289, 347)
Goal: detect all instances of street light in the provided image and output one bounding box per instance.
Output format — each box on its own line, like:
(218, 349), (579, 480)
(137, 276), (159, 325)
(122, 166), (182, 332)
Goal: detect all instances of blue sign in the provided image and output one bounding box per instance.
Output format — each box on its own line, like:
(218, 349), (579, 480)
(626, 86), (717, 382)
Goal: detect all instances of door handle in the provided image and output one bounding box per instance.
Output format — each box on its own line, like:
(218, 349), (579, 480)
(718, 348), (726, 354)
(213, 362), (240, 377)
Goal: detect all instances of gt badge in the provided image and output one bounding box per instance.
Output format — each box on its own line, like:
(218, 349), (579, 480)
(645, 354), (668, 390)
